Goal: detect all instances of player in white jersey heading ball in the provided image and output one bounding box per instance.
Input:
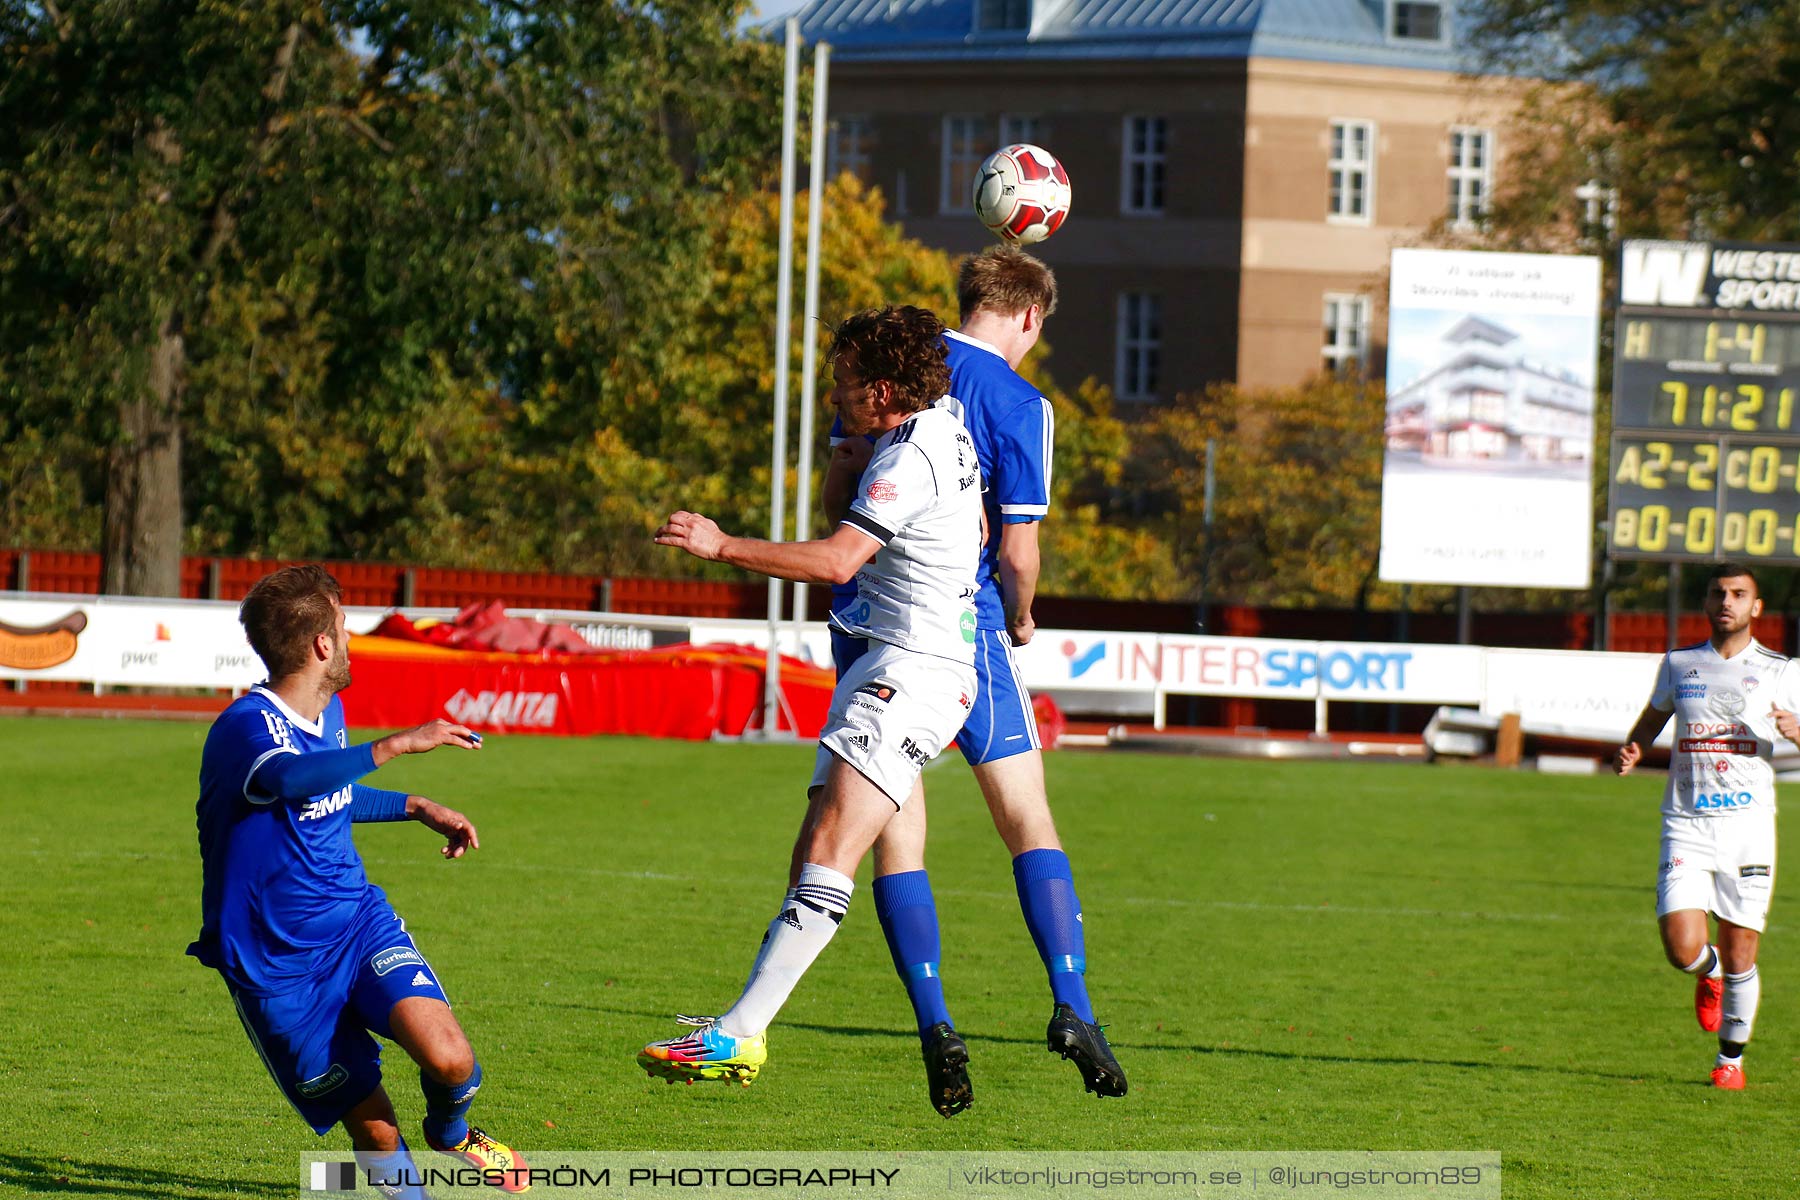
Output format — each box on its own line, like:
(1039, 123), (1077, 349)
(638, 305), (982, 1089)
(1614, 562), (1797, 1089)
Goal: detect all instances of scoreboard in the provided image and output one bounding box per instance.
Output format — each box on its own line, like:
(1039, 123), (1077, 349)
(1609, 241), (1800, 563)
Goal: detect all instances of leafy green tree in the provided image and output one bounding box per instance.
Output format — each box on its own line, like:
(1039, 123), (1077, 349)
(0, 0), (784, 593)
(1466, 2), (1800, 243)
(1037, 378), (1185, 601)
(0, 5), (1180, 604)
(1132, 375), (1391, 608)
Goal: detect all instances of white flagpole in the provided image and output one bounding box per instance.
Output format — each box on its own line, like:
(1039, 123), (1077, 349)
(762, 16), (801, 738)
(791, 40), (831, 638)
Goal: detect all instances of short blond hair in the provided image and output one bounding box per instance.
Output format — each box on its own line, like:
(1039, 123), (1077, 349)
(957, 246), (1058, 324)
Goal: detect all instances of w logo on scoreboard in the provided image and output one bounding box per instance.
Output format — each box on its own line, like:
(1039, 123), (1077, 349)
(1621, 240), (1711, 307)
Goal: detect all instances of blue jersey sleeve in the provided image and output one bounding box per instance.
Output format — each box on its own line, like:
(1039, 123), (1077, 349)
(254, 743), (378, 802)
(350, 784), (410, 822)
(204, 703), (305, 807)
(991, 396), (1053, 523)
(207, 696), (379, 806)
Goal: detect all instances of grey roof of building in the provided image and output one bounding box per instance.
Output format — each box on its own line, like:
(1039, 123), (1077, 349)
(777, 0), (1488, 70)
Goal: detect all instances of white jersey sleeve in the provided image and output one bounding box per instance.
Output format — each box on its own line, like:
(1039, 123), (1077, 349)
(1649, 654), (1675, 711)
(1776, 657), (1800, 728)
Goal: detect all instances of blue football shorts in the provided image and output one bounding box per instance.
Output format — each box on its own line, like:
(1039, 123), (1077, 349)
(226, 897), (451, 1134)
(954, 627), (1042, 765)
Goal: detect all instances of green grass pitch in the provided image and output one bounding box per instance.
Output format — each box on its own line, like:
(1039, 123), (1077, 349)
(1, 715), (1796, 1198)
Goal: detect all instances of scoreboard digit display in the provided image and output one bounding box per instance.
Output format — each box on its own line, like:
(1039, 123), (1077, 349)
(1610, 240), (1800, 563)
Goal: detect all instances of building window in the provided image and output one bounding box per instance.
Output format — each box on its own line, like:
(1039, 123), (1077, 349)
(976, 0), (1029, 33)
(941, 115), (993, 213)
(1390, 1), (1443, 40)
(1122, 116), (1167, 216)
(1117, 292), (1162, 401)
(1328, 119), (1374, 223)
(1000, 114), (1041, 148)
(1447, 126), (1491, 226)
(828, 116), (873, 185)
(1323, 293), (1371, 374)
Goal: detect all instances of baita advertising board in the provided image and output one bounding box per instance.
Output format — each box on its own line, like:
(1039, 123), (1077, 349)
(1379, 248), (1602, 588)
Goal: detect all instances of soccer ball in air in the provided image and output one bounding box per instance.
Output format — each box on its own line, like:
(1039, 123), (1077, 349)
(972, 144), (1071, 245)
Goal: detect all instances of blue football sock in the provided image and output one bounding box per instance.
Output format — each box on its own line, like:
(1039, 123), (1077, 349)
(873, 870), (954, 1038)
(1013, 848), (1095, 1023)
(421, 1058), (481, 1149)
(357, 1137), (428, 1200)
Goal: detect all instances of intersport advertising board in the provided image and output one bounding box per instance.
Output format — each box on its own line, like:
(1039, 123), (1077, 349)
(1009, 632), (1486, 704)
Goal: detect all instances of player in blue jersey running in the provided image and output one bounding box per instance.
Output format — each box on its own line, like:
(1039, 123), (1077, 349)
(821, 248), (1126, 1115)
(189, 566), (527, 1197)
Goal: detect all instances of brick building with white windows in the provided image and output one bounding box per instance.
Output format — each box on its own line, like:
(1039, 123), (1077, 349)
(795, 0), (1523, 401)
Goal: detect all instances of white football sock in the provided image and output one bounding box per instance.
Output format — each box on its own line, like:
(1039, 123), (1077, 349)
(1680, 944), (1721, 977)
(740, 888), (797, 986)
(719, 864), (854, 1039)
(1720, 965), (1760, 1046)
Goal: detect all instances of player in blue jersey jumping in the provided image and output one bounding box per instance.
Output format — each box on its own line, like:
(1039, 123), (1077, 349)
(821, 248), (1126, 1115)
(189, 565), (527, 1197)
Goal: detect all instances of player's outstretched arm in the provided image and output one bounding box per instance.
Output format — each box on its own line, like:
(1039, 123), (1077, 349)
(407, 796), (480, 859)
(1614, 703), (1673, 775)
(656, 511), (878, 586)
(371, 719), (481, 767)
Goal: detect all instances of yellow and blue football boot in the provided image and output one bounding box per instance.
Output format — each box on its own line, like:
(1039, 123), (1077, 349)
(637, 1015), (767, 1087)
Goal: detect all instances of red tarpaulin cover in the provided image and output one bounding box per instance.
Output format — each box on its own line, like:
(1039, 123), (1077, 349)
(340, 617), (835, 740)
(339, 610), (1062, 746)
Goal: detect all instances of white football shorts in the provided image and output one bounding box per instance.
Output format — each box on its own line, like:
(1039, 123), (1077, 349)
(810, 639), (975, 807)
(1656, 811), (1778, 932)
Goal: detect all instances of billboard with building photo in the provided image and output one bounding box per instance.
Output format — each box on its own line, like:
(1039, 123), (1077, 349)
(1378, 248), (1602, 587)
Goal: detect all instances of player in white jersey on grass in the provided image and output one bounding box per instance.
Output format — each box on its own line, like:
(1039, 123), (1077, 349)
(637, 305), (982, 1089)
(1614, 562), (1796, 1089)
(822, 248), (1126, 1116)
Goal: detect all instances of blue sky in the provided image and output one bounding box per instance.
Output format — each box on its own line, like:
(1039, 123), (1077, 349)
(747, 0), (810, 24)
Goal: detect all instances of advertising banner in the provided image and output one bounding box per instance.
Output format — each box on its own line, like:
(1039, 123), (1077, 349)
(0, 595), (386, 688)
(0, 593), (1655, 739)
(1012, 630), (1165, 695)
(1379, 248), (1602, 587)
(1480, 647), (1663, 740)
(1013, 630), (1485, 705)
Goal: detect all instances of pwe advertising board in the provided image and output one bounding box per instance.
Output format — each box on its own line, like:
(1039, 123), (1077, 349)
(1379, 249), (1602, 588)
